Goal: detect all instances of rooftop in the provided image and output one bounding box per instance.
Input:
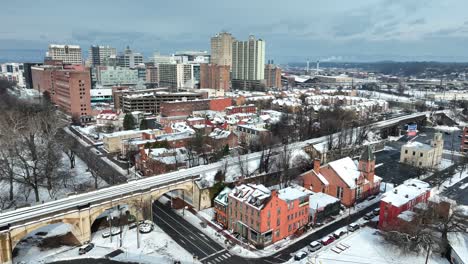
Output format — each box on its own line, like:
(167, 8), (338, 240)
(309, 192), (340, 210)
(328, 157), (361, 188)
(277, 186), (312, 202)
(381, 179), (431, 207)
(403, 141), (433, 151)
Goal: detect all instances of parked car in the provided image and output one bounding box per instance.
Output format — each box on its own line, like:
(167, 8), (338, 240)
(309, 241), (322, 252)
(321, 235), (335, 245)
(347, 223), (360, 232)
(139, 221), (154, 234)
(294, 251), (308, 261)
(101, 231), (110, 238)
(333, 228), (348, 239)
(363, 212), (375, 220)
(373, 208), (380, 216)
(78, 243), (94, 255)
(111, 227), (121, 236)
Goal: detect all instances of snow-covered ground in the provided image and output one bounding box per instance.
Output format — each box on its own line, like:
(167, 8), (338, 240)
(0, 153), (107, 210)
(433, 125), (461, 133)
(436, 167), (468, 191)
(15, 223), (200, 264)
(289, 227), (449, 264)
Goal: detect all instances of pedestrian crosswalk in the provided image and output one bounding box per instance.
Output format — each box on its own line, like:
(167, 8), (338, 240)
(204, 252), (232, 263)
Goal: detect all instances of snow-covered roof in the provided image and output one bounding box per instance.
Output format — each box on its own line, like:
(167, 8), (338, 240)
(397, 210), (416, 222)
(209, 128), (232, 139)
(402, 141), (432, 151)
(328, 157), (360, 188)
(277, 186), (312, 202)
(229, 184), (271, 209)
(309, 192), (340, 210)
(214, 187), (232, 206)
(381, 179), (431, 207)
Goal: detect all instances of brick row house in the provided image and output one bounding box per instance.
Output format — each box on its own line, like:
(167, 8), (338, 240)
(224, 184), (311, 248)
(302, 146), (381, 207)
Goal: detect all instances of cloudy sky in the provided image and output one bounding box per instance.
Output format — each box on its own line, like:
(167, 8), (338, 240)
(1, 0), (468, 62)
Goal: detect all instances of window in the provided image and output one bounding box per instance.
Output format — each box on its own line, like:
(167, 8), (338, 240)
(275, 230), (280, 237)
(337, 186), (344, 199)
(277, 218), (280, 227)
(413, 151), (416, 156)
(405, 149), (408, 154)
(420, 153), (423, 157)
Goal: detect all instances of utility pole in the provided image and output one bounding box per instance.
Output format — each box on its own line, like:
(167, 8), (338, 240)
(425, 244), (431, 264)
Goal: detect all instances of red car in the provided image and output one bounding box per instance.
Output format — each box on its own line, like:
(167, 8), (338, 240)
(321, 235), (335, 245)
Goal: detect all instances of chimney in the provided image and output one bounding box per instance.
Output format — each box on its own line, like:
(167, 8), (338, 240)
(313, 159), (320, 173)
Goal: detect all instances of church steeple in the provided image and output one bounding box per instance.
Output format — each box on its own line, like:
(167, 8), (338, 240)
(359, 145), (375, 182)
(360, 145), (375, 162)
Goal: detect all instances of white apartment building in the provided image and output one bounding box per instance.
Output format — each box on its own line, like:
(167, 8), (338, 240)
(151, 52), (176, 65)
(211, 32), (235, 67)
(232, 35), (265, 81)
(47, 44), (82, 64)
(0, 63), (25, 87)
(87, 45), (117, 66)
(159, 63), (194, 89)
(117, 46), (143, 68)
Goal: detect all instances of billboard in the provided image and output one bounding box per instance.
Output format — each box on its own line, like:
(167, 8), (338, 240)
(407, 124), (417, 136)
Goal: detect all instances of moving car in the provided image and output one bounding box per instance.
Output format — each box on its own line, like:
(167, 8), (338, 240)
(78, 243), (94, 255)
(347, 223), (360, 232)
(294, 251), (308, 261)
(321, 235), (335, 245)
(309, 241), (322, 252)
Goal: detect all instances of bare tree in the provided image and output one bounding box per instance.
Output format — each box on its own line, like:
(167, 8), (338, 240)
(382, 199), (468, 256)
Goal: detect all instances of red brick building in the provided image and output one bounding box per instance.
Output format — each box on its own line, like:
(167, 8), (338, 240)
(461, 127), (468, 153)
(225, 104), (257, 115)
(302, 146), (381, 207)
(213, 187), (232, 228)
(200, 63), (230, 91)
(160, 97), (232, 117)
(32, 64), (92, 122)
(378, 179), (431, 230)
(227, 184), (311, 248)
(264, 64), (282, 89)
(208, 128), (239, 149)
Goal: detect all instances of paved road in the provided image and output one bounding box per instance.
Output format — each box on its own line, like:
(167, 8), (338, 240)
(60, 127), (128, 185)
(152, 200), (379, 264)
(441, 172), (468, 205)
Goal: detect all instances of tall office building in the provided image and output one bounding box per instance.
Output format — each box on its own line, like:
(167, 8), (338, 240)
(200, 63), (230, 91)
(264, 63), (282, 89)
(47, 44), (82, 64)
(31, 64), (91, 121)
(87, 45), (117, 66)
(117, 46), (144, 68)
(159, 63), (194, 90)
(211, 32), (235, 66)
(231, 35), (266, 90)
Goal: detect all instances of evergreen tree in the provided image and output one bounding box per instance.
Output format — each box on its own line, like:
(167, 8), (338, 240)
(139, 119), (147, 130)
(123, 113), (136, 130)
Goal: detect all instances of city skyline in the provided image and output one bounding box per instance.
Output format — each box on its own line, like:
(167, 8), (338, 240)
(1, 0), (468, 63)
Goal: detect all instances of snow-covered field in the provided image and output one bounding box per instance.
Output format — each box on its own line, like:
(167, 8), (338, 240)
(289, 227), (449, 264)
(15, 223), (200, 264)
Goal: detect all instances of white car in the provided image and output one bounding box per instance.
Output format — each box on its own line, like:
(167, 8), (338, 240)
(309, 241), (322, 252)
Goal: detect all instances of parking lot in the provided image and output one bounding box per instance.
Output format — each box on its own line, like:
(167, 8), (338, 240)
(375, 127), (462, 185)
